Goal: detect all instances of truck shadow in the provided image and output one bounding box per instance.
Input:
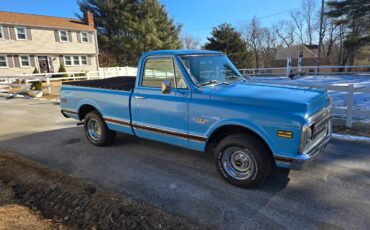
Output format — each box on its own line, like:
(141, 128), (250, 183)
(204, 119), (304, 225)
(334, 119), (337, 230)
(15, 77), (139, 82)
(1, 127), (370, 229)
(0, 126), (291, 191)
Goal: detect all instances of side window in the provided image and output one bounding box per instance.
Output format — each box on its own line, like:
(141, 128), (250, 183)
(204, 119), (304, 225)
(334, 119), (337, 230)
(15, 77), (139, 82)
(174, 63), (187, 89)
(142, 58), (175, 88)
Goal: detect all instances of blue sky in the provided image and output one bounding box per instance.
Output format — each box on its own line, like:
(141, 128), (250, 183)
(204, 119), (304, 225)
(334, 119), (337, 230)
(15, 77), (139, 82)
(0, 0), (319, 44)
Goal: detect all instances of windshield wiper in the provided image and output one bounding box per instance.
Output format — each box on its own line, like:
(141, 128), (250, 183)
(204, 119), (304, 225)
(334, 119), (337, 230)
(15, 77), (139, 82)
(201, 80), (221, 86)
(226, 76), (243, 81)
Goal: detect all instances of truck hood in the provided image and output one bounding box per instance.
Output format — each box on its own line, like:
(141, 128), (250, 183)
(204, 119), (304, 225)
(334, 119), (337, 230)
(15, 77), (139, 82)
(208, 82), (330, 116)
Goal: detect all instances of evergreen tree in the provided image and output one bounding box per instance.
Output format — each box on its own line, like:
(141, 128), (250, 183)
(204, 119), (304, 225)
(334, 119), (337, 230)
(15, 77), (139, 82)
(78, 0), (182, 66)
(326, 0), (370, 65)
(204, 24), (253, 68)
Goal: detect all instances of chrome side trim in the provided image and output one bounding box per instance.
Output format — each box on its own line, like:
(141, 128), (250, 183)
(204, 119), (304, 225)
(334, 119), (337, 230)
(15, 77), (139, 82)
(103, 117), (207, 142)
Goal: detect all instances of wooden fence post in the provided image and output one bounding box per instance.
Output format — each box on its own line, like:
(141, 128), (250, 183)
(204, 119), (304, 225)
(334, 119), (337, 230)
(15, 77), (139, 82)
(46, 74), (51, 94)
(346, 84), (354, 128)
(7, 76), (12, 90)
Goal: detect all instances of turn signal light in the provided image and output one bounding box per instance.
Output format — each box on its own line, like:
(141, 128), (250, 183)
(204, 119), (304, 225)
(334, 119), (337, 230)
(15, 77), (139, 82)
(277, 130), (293, 138)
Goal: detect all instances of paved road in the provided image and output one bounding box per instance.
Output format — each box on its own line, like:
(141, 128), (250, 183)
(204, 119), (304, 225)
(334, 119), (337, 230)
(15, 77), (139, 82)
(0, 98), (369, 229)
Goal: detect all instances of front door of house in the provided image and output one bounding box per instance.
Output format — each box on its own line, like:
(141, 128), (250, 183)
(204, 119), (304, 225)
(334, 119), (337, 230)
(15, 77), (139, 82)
(38, 56), (49, 73)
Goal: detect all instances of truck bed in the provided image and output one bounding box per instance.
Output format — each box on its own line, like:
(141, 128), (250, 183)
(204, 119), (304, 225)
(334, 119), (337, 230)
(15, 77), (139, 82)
(62, 76), (136, 91)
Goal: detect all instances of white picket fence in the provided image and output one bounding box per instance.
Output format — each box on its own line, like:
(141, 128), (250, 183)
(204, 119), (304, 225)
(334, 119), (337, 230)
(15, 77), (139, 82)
(0, 67), (138, 94)
(239, 65), (370, 76)
(274, 82), (370, 128)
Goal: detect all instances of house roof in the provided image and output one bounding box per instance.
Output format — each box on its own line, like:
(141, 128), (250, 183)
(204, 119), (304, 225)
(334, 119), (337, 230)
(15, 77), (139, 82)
(305, 44), (319, 49)
(0, 11), (94, 31)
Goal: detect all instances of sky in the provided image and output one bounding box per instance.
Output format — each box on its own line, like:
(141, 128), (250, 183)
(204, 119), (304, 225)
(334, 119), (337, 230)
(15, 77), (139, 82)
(0, 0), (321, 44)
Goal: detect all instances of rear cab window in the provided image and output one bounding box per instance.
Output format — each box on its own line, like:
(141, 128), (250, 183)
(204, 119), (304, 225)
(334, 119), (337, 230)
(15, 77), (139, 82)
(142, 57), (188, 89)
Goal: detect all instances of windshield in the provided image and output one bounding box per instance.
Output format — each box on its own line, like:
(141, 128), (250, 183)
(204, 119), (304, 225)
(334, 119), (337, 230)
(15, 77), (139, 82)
(179, 55), (244, 86)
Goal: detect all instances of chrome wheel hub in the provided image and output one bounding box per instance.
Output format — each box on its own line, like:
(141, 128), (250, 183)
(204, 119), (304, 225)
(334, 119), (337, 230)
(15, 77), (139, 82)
(87, 118), (101, 141)
(221, 147), (257, 180)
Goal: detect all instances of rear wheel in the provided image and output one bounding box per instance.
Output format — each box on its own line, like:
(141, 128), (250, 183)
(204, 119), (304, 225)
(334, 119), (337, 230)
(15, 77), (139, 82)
(84, 111), (116, 146)
(214, 133), (272, 188)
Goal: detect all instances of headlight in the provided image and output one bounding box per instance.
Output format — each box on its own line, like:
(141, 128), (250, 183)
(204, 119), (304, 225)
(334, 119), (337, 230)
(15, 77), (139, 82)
(299, 125), (313, 153)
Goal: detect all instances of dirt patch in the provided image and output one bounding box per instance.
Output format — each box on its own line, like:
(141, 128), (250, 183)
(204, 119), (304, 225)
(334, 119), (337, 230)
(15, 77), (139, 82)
(0, 151), (202, 230)
(0, 181), (67, 230)
(331, 118), (370, 137)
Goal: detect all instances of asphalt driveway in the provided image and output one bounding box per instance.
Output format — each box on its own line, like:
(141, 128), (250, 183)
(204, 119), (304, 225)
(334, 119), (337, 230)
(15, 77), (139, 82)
(0, 98), (369, 229)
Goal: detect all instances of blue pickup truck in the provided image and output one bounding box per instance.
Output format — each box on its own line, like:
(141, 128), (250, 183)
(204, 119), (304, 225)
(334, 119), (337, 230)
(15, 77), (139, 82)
(60, 50), (331, 188)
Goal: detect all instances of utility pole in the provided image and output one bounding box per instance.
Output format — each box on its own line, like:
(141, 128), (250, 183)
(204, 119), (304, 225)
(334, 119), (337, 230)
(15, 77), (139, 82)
(316, 0), (325, 74)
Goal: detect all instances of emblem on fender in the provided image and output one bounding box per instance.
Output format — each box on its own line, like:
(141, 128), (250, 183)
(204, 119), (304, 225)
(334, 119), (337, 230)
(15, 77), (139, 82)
(193, 117), (209, 125)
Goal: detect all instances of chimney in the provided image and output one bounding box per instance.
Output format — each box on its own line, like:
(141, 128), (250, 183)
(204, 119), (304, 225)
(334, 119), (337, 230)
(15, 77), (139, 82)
(84, 11), (94, 27)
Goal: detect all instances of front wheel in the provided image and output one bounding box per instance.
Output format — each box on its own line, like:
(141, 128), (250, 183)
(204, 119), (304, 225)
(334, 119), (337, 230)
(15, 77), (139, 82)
(84, 111), (116, 146)
(214, 134), (272, 188)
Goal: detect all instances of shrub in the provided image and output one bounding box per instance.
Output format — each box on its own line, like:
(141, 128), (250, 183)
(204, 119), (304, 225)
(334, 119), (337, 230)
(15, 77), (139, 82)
(75, 72), (86, 77)
(31, 81), (43, 91)
(55, 64), (68, 78)
(32, 67), (39, 74)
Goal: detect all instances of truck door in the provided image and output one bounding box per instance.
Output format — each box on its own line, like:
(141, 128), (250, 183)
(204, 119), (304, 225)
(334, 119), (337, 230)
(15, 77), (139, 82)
(131, 56), (190, 148)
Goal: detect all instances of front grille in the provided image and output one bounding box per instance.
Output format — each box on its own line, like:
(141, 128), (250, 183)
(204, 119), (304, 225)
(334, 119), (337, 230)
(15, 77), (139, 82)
(312, 118), (329, 140)
(304, 107), (331, 155)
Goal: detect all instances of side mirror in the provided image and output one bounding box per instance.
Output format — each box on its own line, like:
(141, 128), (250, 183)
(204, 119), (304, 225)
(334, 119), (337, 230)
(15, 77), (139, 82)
(161, 80), (171, 94)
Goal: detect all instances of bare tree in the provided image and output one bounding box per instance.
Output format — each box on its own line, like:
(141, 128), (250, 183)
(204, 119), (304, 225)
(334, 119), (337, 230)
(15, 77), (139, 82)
(302, 0), (316, 45)
(290, 10), (305, 44)
(181, 34), (201, 49)
(274, 20), (295, 47)
(260, 28), (277, 68)
(241, 16), (263, 68)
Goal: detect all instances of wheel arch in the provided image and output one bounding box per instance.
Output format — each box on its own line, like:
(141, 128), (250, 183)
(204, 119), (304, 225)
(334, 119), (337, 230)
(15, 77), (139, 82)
(78, 101), (103, 120)
(205, 122), (276, 160)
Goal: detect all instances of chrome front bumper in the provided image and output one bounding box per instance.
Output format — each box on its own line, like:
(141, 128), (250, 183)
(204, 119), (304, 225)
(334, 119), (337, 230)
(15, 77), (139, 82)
(290, 134), (331, 169)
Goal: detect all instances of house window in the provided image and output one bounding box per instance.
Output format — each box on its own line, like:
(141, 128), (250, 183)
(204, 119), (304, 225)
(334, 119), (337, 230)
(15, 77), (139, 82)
(81, 56), (88, 65)
(59, 30), (69, 42)
(64, 56), (72, 66)
(73, 56), (80, 65)
(0, 26), (4, 39)
(81, 32), (89, 43)
(20, 55), (30, 67)
(0, 55), (7, 67)
(64, 56), (89, 66)
(16, 27), (27, 40)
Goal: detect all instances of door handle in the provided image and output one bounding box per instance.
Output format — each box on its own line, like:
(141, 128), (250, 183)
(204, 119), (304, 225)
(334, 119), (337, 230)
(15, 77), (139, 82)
(135, 96), (146, 99)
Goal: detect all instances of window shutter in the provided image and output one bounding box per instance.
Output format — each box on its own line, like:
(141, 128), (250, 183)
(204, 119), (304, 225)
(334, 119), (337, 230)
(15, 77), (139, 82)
(68, 31), (72, 42)
(9, 27), (16, 40)
(26, 28), (32, 40)
(59, 56), (64, 66)
(30, 55), (35, 67)
(3, 26), (10, 40)
(54, 30), (60, 42)
(13, 55), (20, 68)
(7, 55), (14, 68)
(77, 32), (81, 43)
(89, 32), (93, 43)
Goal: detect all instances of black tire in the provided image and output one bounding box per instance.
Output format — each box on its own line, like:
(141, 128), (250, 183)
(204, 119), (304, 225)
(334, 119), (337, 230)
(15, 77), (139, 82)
(83, 111), (116, 146)
(214, 133), (272, 188)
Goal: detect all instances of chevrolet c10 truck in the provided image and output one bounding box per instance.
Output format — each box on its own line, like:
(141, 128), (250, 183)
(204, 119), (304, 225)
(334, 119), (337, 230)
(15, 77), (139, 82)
(60, 50), (332, 188)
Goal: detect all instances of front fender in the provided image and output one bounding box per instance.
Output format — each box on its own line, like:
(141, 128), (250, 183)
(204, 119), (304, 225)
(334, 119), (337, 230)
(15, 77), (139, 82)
(205, 119), (278, 154)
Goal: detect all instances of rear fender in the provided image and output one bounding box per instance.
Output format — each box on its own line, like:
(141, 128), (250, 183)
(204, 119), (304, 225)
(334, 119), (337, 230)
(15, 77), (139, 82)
(77, 99), (104, 119)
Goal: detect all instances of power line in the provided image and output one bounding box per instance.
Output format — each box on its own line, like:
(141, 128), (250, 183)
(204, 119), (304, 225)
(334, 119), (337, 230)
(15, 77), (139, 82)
(183, 7), (300, 32)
